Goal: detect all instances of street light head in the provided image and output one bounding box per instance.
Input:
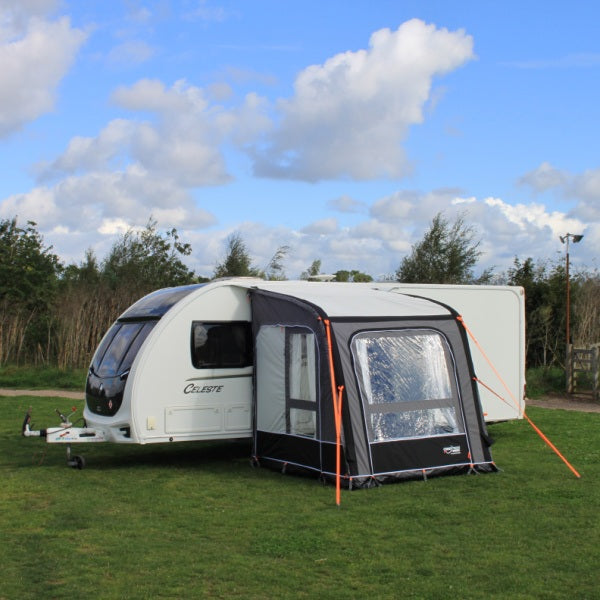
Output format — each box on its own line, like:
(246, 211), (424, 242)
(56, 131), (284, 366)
(560, 233), (584, 244)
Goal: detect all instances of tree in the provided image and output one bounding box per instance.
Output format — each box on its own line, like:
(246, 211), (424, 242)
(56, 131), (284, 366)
(102, 219), (196, 292)
(507, 256), (567, 367)
(0, 218), (62, 310)
(51, 221), (197, 368)
(396, 212), (492, 284)
(61, 249), (101, 286)
(572, 270), (600, 346)
(213, 233), (261, 279)
(334, 269), (373, 282)
(0, 218), (62, 364)
(301, 259), (321, 280)
(263, 245), (290, 281)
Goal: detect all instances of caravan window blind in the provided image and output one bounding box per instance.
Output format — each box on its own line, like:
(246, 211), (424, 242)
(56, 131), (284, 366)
(191, 321), (252, 369)
(352, 329), (463, 442)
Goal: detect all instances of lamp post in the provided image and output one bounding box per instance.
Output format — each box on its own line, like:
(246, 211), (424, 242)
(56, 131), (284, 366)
(559, 233), (583, 392)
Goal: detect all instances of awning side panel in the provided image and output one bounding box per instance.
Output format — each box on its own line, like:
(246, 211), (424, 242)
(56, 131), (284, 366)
(250, 289), (335, 475)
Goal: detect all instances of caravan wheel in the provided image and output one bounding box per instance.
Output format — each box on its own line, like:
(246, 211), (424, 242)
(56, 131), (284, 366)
(71, 455), (86, 469)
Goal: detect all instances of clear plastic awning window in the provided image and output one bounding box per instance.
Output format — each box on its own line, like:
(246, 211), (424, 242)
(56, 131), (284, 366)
(352, 330), (461, 442)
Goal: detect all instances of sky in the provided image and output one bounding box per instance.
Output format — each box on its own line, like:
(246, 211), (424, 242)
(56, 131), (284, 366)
(1, 0), (598, 280)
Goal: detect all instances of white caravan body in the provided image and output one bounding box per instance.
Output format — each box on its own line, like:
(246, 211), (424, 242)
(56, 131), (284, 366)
(84, 281), (255, 444)
(83, 279), (524, 446)
(377, 283), (526, 422)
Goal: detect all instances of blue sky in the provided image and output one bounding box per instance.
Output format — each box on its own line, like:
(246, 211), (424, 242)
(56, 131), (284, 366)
(1, 0), (598, 279)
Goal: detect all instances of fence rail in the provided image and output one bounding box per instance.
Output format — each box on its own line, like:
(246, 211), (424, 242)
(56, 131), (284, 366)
(567, 344), (599, 401)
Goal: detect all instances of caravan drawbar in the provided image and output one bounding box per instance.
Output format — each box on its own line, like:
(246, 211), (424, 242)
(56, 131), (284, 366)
(25, 279), (522, 483)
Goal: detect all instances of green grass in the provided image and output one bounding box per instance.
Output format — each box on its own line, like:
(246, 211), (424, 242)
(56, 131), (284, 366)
(1, 395), (598, 599)
(0, 365), (87, 391)
(525, 366), (566, 398)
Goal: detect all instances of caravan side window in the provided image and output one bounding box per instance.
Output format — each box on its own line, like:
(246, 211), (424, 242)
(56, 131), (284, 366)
(191, 321), (252, 369)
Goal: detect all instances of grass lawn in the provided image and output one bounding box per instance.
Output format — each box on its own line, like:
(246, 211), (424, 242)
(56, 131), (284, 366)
(1, 395), (598, 599)
(0, 365), (87, 391)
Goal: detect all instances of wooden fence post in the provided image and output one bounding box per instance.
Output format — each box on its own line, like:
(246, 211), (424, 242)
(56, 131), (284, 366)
(593, 345), (599, 402)
(566, 343), (573, 394)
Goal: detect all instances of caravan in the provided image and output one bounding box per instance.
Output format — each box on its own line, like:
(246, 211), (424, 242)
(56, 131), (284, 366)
(25, 279), (522, 482)
(377, 283), (526, 422)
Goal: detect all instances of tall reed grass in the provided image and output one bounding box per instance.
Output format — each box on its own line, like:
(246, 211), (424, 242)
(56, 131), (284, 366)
(1, 284), (144, 369)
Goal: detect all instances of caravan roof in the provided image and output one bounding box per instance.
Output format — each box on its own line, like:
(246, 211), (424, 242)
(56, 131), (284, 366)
(245, 281), (450, 318)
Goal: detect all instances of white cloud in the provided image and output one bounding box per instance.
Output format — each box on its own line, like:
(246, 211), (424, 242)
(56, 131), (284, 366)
(39, 79), (234, 187)
(4, 76), (243, 267)
(230, 92), (273, 146)
(488, 163), (600, 268)
(111, 78), (202, 113)
(250, 19), (474, 181)
(238, 190), (596, 278)
(0, 167), (216, 239)
(301, 218), (338, 235)
(518, 162), (568, 192)
(207, 81), (234, 101)
(352, 218), (406, 242)
(1, 10), (597, 279)
(4, 180), (597, 278)
(354, 192), (594, 276)
(570, 168), (600, 200)
(569, 169), (600, 220)
(370, 189), (465, 225)
(0, 0), (59, 39)
(38, 119), (135, 178)
(112, 80), (233, 186)
(98, 218), (131, 235)
(0, 10), (86, 137)
(482, 197), (581, 234)
(0, 185), (58, 222)
(452, 196), (476, 205)
(371, 192), (417, 220)
(328, 195), (366, 213)
(518, 162), (600, 223)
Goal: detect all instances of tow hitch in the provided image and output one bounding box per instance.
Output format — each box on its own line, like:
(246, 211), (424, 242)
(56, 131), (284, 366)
(22, 406), (107, 469)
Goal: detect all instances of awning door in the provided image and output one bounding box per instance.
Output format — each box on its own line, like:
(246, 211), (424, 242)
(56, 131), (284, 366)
(351, 328), (471, 474)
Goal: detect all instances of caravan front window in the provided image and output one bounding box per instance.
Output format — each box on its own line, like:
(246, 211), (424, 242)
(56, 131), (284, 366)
(92, 321), (157, 378)
(352, 329), (463, 442)
(191, 321), (252, 369)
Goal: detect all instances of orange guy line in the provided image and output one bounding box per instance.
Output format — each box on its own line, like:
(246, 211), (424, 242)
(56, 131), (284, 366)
(457, 315), (580, 479)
